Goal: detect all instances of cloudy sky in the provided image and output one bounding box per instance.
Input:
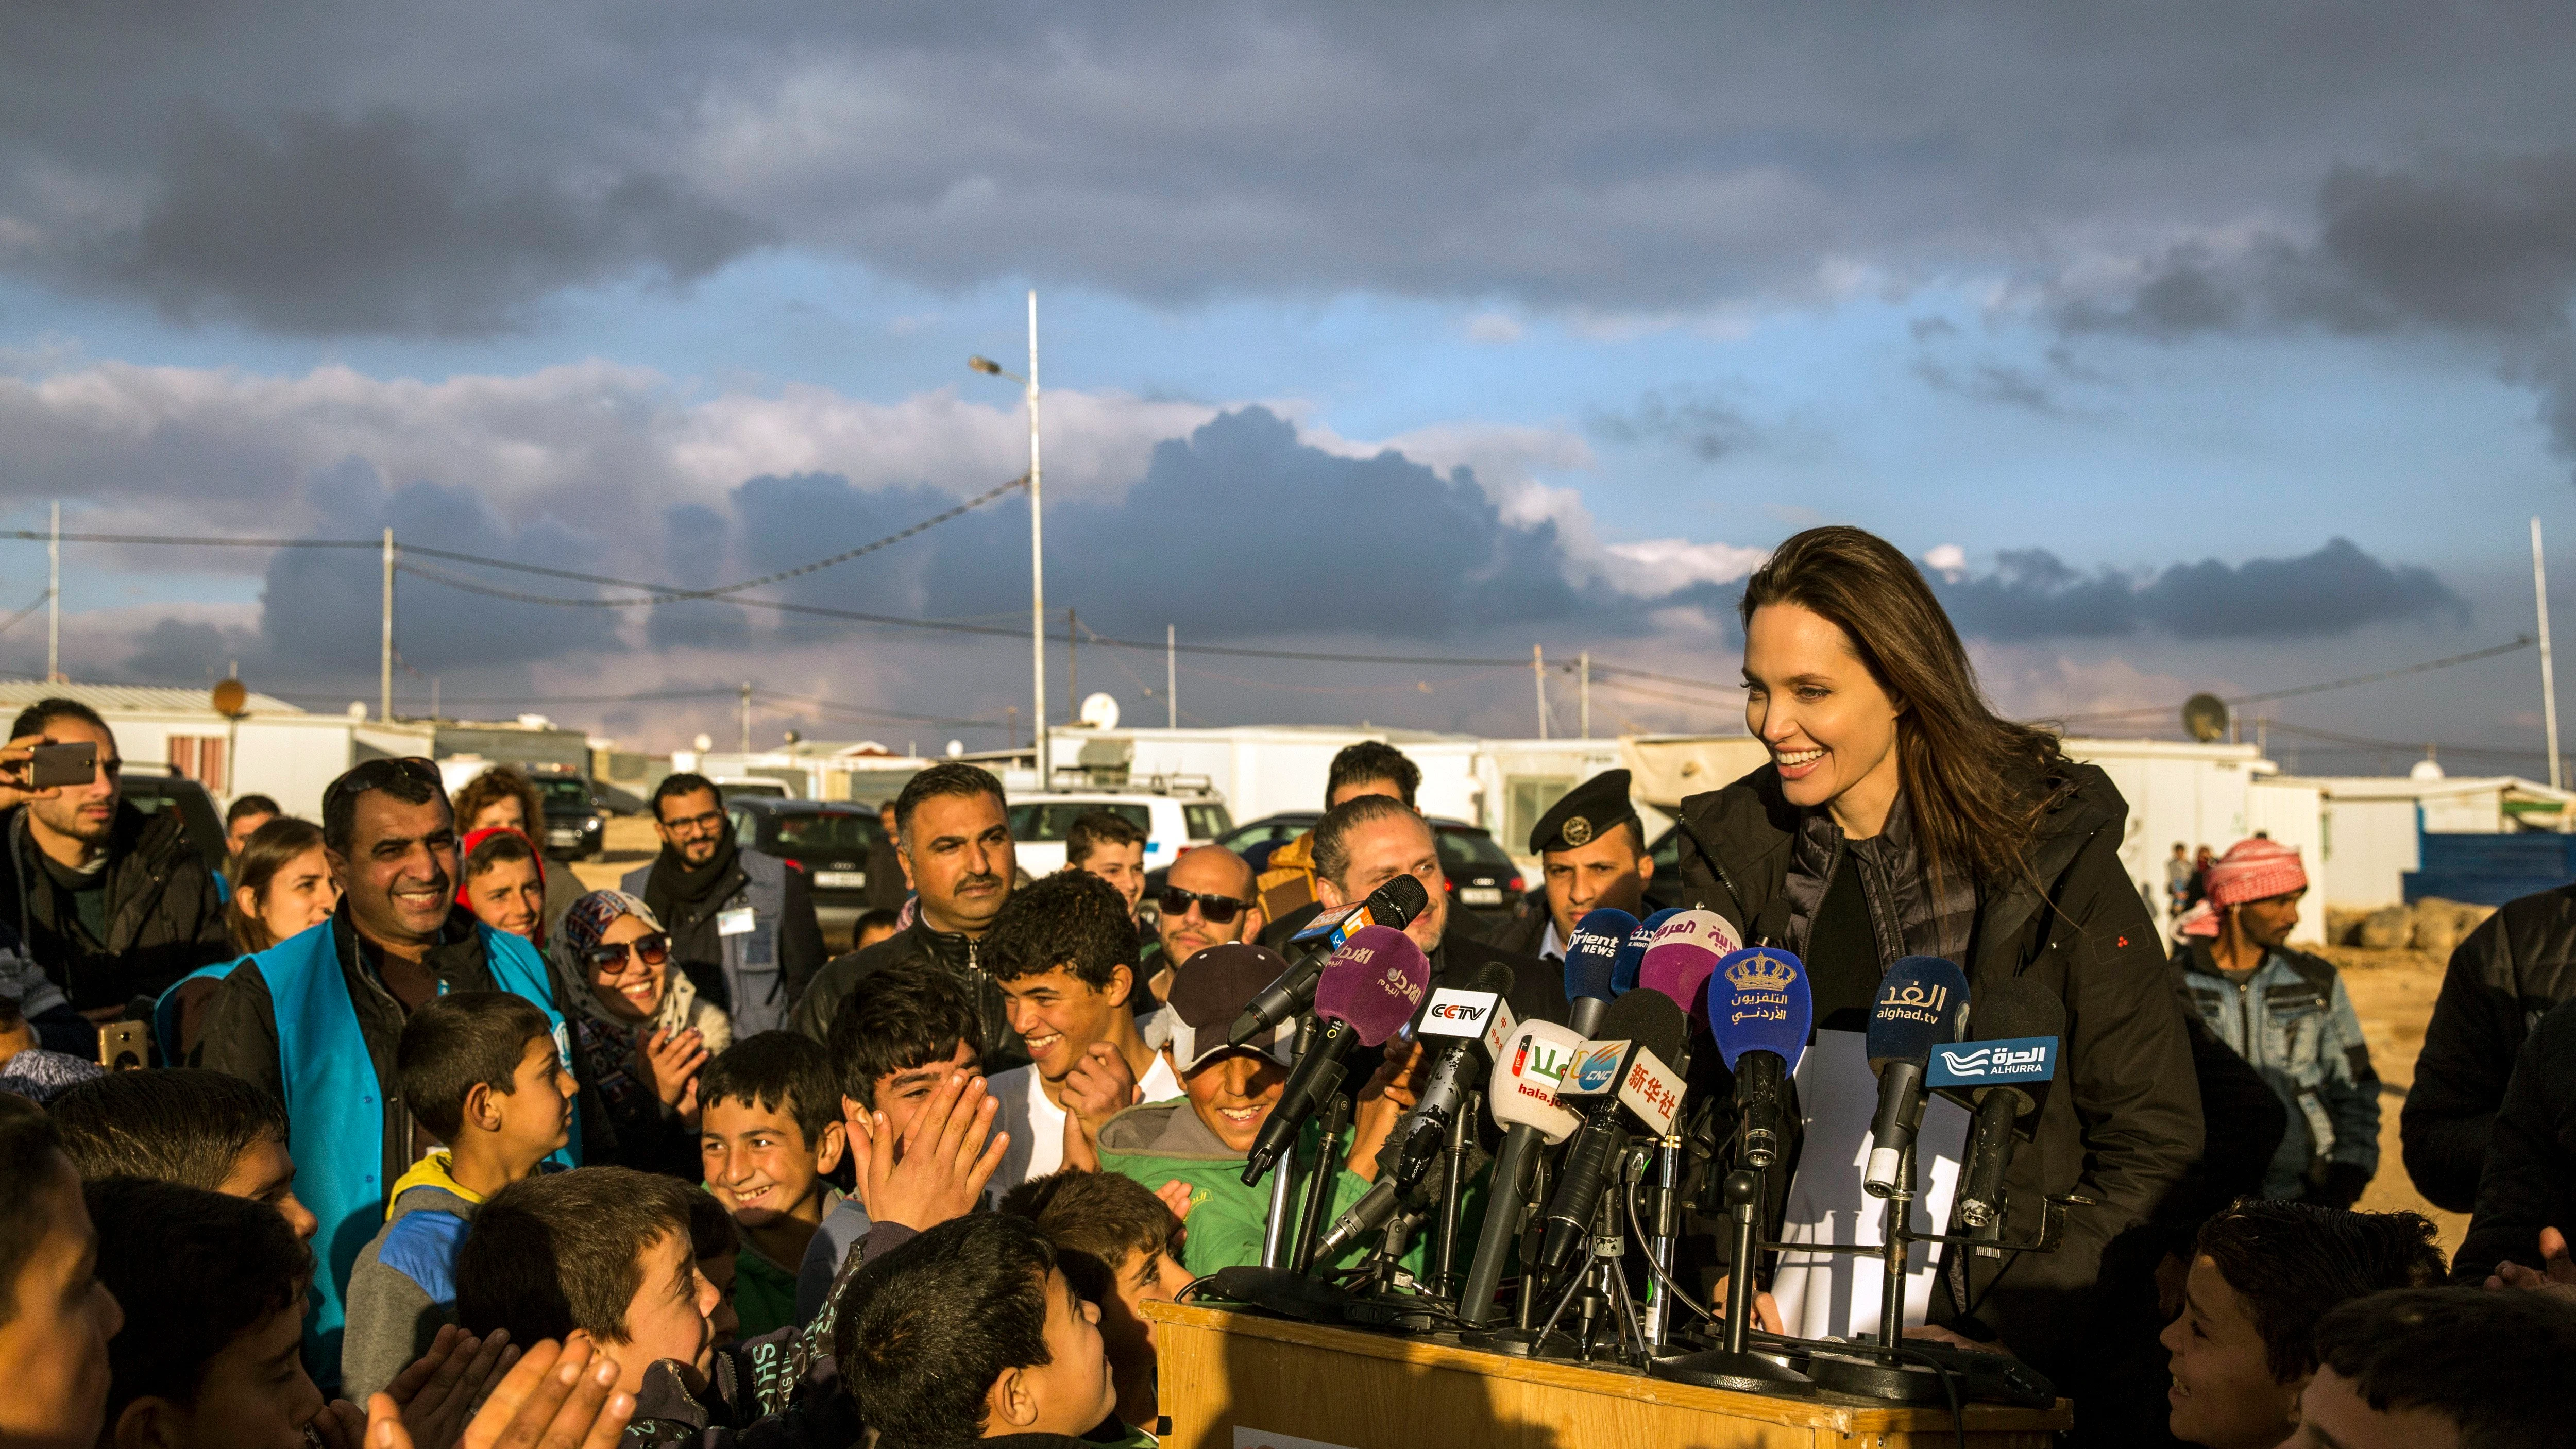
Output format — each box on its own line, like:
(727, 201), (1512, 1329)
(3, 3), (2573, 770)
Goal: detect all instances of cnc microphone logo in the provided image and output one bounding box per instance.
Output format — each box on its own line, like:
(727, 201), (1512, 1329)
(1927, 1036), (2058, 1088)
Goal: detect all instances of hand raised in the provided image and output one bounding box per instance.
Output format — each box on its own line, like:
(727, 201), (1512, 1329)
(853, 1070), (1007, 1232)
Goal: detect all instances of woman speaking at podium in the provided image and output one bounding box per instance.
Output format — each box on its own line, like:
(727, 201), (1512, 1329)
(1673, 524), (2200, 1411)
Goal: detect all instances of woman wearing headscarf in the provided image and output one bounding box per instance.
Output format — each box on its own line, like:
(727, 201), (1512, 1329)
(553, 889), (731, 1175)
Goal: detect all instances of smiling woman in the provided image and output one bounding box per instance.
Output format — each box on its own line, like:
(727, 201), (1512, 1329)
(1670, 523), (2204, 1420)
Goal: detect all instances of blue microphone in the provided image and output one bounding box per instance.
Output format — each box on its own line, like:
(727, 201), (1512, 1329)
(1611, 910), (1666, 997)
(1862, 956), (1970, 1198)
(1562, 907), (1634, 1037)
(1707, 948), (1814, 1169)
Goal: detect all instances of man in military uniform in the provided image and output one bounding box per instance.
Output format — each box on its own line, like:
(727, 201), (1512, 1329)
(1494, 769), (1654, 961)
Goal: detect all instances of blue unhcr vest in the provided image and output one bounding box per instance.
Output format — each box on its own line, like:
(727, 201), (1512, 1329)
(159, 920), (578, 1379)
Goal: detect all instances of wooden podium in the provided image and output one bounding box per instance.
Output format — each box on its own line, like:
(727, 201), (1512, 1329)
(1143, 1300), (2072, 1448)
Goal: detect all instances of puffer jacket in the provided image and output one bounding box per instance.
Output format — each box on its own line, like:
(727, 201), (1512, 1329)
(2175, 941), (2378, 1200)
(0, 799), (230, 1015)
(2453, 995), (2576, 1284)
(2401, 883), (2576, 1213)
(1672, 758), (2202, 1392)
(787, 915), (1027, 1073)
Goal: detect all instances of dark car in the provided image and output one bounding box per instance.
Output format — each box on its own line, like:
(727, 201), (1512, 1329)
(121, 770), (229, 880)
(1641, 823), (1686, 914)
(535, 775), (609, 861)
(727, 797), (887, 943)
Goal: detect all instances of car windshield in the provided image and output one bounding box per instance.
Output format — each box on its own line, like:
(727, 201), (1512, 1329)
(1436, 828), (1517, 872)
(1219, 816), (1314, 851)
(1008, 801), (1153, 841)
(1183, 803), (1233, 839)
(536, 779), (590, 809)
(770, 812), (883, 853)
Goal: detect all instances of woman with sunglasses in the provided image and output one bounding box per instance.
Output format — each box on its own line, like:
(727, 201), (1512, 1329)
(552, 890), (732, 1175)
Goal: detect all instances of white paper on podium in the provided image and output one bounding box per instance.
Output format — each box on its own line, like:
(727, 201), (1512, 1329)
(1766, 1029), (1972, 1340)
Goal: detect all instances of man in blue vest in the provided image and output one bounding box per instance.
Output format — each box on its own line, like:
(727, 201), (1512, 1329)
(185, 756), (572, 1381)
(624, 773), (825, 1037)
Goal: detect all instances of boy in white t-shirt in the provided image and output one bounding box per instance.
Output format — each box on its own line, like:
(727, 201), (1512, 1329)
(984, 871), (1183, 1194)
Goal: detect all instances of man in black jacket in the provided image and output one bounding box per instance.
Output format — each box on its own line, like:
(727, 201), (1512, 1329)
(2401, 884), (2576, 1213)
(2452, 993), (2576, 1286)
(1491, 769), (1655, 963)
(0, 697), (229, 1054)
(790, 762), (1027, 1069)
(1312, 794), (1566, 1027)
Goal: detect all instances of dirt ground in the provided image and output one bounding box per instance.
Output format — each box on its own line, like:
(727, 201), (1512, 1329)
(2313, 943), (2469, 1257)
(565, 814), (2476, 1256)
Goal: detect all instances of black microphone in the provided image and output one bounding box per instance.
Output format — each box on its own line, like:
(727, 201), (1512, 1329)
(1535, 989), (1689, 1276)
(1311, 962), (1515, 1259)
(1862, 957), (1971, 1199)
(1227, 875), (1431, 1047)
(1928, 977), (2064, 1229)
(1240, 926), (1429, 1187)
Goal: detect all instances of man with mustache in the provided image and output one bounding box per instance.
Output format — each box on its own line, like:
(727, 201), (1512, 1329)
(791, 763), (1028, 1072)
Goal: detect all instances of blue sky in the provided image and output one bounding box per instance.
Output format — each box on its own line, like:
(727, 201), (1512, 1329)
(3, 4), (2574, 766)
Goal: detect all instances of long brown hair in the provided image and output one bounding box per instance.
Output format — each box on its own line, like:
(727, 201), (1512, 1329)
(229, 815), (329, 954)
(1739, 525), (2066, 889)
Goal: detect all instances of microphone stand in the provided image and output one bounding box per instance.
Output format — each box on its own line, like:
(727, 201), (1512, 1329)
(1433, 1088), (1476, 1298)
(1289, 1091), (1352, 1272)
(1258, 1014), (1320, 1269)
(1524, 1154), (1653, 1368)
(1639, 1130), (1682, 1348)
(1643, 1168), (1817, 1395)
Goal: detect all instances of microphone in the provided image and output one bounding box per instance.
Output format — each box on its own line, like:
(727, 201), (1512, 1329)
(1861, 956), (1971, 1199)
(1227, 875), (1431, 1047)
(1639, 909), (1743, 1028)
(1928, 976), (2063, 1229)
(1706, 948), (1814, 1170)
(1454, 1017), (1587, 1324)
(1536, 989), (1689, 1276)
(1610, 910), (1667, 996)
(1561, 908), (1633, 1037)
(1240, 925), (1429, 1186)
(1311, 960), (1515, 1259)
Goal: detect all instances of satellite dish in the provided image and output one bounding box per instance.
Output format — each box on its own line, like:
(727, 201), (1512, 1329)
(1079, 692), (1120, 730)
(346, 702), (369, 722)
(210, 679), (248, 718)
(2181, 693), (2230, 743)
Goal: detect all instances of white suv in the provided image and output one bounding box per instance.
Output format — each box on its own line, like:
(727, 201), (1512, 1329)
(1006, 788), (1235, 877)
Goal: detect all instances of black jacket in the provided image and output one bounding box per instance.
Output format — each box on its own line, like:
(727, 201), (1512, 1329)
(194, 908), (510, 1196)
(2402, 884), (2576, 1213)
(789, 915), (1029, 1073)
(1489, 892), (1556, 960)
(0, 799), (231, 1013)
(1671, 760), (2202, 1384)
(2453, 995), (2576, 1283)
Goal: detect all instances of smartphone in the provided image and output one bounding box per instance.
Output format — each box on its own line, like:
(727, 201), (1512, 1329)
(29, 740), (96, 789)
(97, 1020), (145, 1071)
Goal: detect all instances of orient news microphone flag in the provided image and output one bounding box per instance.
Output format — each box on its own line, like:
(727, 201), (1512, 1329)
(1561, 907), (1632, 1037)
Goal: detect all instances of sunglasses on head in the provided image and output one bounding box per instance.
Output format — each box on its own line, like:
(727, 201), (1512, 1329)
(325, 756), (445, 815)
(1157, 886), (1249, 925)
(581, 933), (671, 973)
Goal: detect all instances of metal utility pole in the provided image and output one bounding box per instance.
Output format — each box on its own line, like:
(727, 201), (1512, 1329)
(379, 527), (396, 722)
(968, 292), (1049, 786)
(2538, 517), (2563, 789)
(46, 501), (59, 684)
(1579, 651), (1591, 740)
(1167, 625), (1177, 728)
(739, 683), (753, 755)
(1068, 607), (1078, 717)
(1533, 644), (1550, 740)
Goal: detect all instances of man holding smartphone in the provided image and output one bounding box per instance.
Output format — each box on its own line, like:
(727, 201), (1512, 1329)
(0, 698), (230, 1057)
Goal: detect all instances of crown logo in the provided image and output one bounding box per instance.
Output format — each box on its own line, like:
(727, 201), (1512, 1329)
(1725, 951), (1798, 993)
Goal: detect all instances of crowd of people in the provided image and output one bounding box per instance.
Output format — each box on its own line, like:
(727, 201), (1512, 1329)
(0, 524), (2573, 1447)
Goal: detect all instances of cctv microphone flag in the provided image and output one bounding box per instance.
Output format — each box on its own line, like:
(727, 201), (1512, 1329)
(1562, 908), (1632, 1037)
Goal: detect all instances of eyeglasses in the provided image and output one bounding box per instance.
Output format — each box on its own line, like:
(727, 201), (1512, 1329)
(581, 933), (671, 976)
(1157, 887), (1249, 925)
(325, 757), (445, 816)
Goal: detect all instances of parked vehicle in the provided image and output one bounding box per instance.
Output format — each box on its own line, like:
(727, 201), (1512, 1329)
(727, 797), (886, 943)
(535, 775), (609, 861)
(120, 767), (229, 880)
(1205, 810), (1521, 927)
(714, 775), (792, 800)
(1008, 789), (1234, 878)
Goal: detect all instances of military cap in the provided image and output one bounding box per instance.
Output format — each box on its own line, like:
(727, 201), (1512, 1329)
(1530, 769), (1640, 856)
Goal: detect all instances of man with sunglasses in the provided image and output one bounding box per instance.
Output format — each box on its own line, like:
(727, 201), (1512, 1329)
(1139, 846), (1264, 1011)
(179, 756), (573, 1381)
(0, 698), (231, 1056)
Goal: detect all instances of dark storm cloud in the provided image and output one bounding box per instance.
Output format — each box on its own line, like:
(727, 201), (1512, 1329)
(1939, 538), (2466, 643)
(9, 4), (2576, 329)
(645, 502), (753, 650)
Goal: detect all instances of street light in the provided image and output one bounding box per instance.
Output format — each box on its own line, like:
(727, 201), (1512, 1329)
(969, 291), (1048, 790)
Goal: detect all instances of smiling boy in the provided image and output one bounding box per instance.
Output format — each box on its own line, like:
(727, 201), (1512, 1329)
(698, 1031), (847, 1338)
(983, 872), (1181, 1194)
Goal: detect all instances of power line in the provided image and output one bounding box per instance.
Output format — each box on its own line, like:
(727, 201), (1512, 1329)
(2052, 637), (2537, 725)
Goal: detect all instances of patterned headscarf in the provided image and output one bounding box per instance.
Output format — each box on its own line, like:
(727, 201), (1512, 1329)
(550, 890), (686, 1032)
(2206, 839), (2308, 909)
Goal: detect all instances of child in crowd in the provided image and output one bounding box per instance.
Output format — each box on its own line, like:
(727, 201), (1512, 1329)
(341, 992), (575, 1401)
(983, 872), (1181, 1194)
(87, 1177), (330, 1449)
(849, 908), (901, 956)
(49, 1067), (319, 1241)
(836, 1213), (1120, 1449)
(698, 1031), (846, 1338)
(1062, 811), (1148, 921)
(0, 1094), (124, 1449)
(2159, 1199), (2447, 1449)
(687, 1191), (743, 1349)
(1095, 941), (1374, 1275)
(2289, 1286), (2576, 1447)
(795, 961), (996, 1323)
(457, 827), (550, 945)
(999, 1169), (1190, 1440)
